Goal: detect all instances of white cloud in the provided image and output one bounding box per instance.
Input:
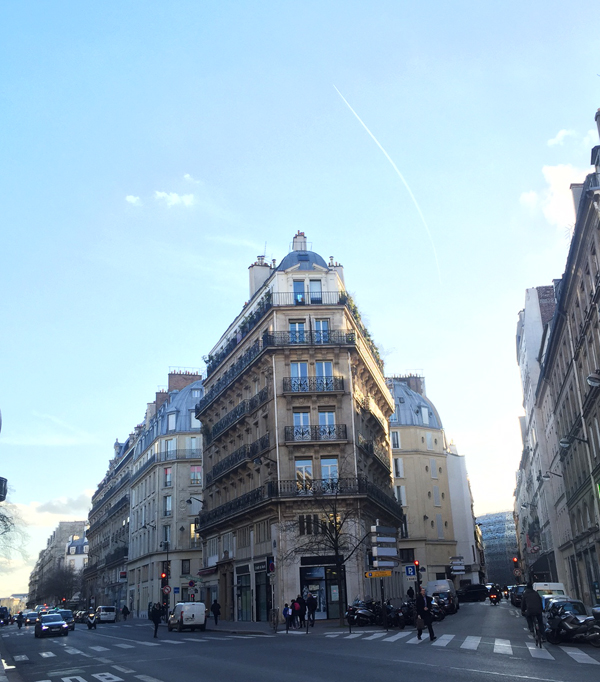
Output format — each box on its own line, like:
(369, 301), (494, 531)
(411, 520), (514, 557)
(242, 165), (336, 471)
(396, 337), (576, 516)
(183, 174), (202, 184)
(1, 412), (97, 447)
(155, 191), (195, 207)
(583, 129), (598, 149)
(519, 190), (539, 210)
(125, 195), (142, 205)
(547, 129), (575, 146)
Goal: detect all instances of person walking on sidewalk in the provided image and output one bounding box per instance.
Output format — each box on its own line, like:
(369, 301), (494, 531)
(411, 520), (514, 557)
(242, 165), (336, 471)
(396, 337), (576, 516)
(211, 599), (221, 626)
(151, 603), (162, 638)
(415, 587), (436, 642)
(122, 605), (130, 621)
(283, 603), (292, 633)
(306, 593), (317, 627)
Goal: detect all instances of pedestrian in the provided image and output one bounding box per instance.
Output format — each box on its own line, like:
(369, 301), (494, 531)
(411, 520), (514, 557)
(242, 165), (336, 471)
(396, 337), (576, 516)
(521, 583), (544, 638)
(283, 603), (292, 633)
(406, 586), (415, 600)
(415, 587), (436, 642)
(306, 593), (317, 627)
(210, 599), (221, 626)
(296, 594), (306, 627)
(151, 603), (162, 638)
(122, 605), (130, 621)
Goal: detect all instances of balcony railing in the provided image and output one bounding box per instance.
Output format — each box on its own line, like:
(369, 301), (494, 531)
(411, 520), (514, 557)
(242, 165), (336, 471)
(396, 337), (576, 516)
(284, 424), (347, 442)
(357, 434), (391, 472)
(157, 448), (202, 462)
(282, 376), (344, 393)
(206, 433), (270, 485)
(195, 475), (405, 531)
(130, 454), (157, 484)
(210, 385), (269, 441)
(197, 332), (355, 417)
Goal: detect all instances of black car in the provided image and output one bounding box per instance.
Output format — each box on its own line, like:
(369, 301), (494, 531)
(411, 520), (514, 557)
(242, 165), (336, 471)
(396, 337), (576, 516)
(24, 612), (38, 626)
(58, 610), (75, 630)
(510, 585), (526, 606)
(34, 614), (69, 638)
(457, 584), (488, 602)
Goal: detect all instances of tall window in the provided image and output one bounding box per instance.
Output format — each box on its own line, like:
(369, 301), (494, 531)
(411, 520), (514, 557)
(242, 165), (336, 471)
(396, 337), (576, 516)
(290, 362), (308, 391)
(190, 465), (202, 485)
(421, 407), (429, 425)
(293, 280), (305, 304)
(167, 413), (176, 431)
(436, 514), (444, 539)
(289, 321), (305, 343)
(163, 467), (172, 487)
(396, 485), (407, 506)
(190, 411), (200, 429)
(315, 318), (329, 343)
(293, 411), (310, 440)
(321, 457), (338, 483)
(189, 436), (200, 454)
(433, 485), (441, 506)
(309, 279), (322, 304)
(319, 410), (335, 439)
(165, 439), (176, 459)
(296, 459), (313, 491)
(393, 457), (404, 478)
(391, 431), (400, 449)
(430, 458), (438, 478)
(315, 361), (333, 390)
(163, 525), (171, 543)
(426, 432), (433, 450)
(163, 495), (172, 517)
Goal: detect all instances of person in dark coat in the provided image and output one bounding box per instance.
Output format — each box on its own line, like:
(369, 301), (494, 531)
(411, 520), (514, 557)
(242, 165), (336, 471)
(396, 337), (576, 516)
(415, 587), (436, 641)
(151, 603), (162, 638)
(406, 586), (415, 600)
(306, 593), (317, 627)
(122, 605), (130, 621)
(296, 594), (307, 627)
(521, 583), (544, 636)
(210, 599), (221, 625)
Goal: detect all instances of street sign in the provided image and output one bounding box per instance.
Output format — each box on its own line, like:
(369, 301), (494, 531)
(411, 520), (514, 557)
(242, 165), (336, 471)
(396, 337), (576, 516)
(513, 568), (522, 576)
(373, 560), (398, 568)
(405, 565), (416, 577)
(174, 587), (180, 593)
(162, 585), (172, 594)
(365, 570), (392, 578)
(188, 580), (196, 587)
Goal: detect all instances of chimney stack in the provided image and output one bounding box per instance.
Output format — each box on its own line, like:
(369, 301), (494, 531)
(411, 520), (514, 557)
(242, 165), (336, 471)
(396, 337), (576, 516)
(168, 371), (201, 392)
(292, 231), (307, 251)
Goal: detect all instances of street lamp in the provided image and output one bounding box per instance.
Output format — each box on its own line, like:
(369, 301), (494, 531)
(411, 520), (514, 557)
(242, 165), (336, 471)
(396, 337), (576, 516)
(559, 435), (588, 449)
(252, 455), (278, 466)
(186, 497), (203, 506)
(520, 503), (537, 510)
(542, 471), (563, 481)
(587, 371), (600, 387)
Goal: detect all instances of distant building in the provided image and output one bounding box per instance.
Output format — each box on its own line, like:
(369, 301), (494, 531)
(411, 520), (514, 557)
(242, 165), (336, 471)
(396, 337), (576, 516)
(478, 512), (518, 586)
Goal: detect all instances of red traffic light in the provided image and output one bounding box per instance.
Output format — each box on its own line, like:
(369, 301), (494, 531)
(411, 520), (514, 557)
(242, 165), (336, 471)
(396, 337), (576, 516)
(160, 572), (167, 579)
(414, 560), (420, 568)
(512, 557), (518, 564)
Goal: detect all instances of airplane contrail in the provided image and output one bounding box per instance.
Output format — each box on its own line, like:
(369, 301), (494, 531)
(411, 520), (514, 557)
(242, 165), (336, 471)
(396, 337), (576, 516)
(334, 85), (442, 284)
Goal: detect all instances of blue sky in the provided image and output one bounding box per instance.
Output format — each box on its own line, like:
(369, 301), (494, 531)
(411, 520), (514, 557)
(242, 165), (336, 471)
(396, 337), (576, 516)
(1, 1), (598, 594)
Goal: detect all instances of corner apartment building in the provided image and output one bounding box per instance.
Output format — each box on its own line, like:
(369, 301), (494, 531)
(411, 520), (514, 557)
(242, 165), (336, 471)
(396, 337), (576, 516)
(195, 232), (405, 622)
(387, 376), (483, 586)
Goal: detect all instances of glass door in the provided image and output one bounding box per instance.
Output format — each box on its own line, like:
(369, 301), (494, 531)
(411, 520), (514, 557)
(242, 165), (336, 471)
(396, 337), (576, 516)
(314, 319), (329, 344)
(290, 362), (309, 392)
(289, 321), (305, 344)
(315, 361), (333, 391)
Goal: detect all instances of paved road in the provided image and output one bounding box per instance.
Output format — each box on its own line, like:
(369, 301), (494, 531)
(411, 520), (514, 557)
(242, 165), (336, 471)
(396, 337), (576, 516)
(1, 601), (599, 682)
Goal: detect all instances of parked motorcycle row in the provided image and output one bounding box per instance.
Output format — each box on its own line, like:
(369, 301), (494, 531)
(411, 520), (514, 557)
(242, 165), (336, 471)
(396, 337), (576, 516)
(345, 596), (450, 629)
(544, 604), (600, 647)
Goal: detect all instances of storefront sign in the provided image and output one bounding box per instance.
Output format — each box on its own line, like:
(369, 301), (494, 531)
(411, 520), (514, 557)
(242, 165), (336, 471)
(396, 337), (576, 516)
(254, 560), (267, 572)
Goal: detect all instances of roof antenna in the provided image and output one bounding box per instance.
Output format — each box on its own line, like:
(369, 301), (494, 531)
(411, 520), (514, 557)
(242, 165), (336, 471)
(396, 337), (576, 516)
(264, 241), (267, 258)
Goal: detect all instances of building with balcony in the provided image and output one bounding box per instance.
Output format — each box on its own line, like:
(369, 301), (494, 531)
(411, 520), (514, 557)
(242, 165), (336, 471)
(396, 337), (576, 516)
(195, 232), (405, 622)
(387, 376), (483, 587)
(127, 371), (204, 617)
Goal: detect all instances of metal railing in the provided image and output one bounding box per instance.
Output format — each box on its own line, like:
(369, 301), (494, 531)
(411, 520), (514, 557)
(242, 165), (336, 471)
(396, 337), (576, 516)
(210, 385), (269, 440)
(197, 332), (355, 417)
(206, 433), (270, 485)
(282, 376), (344, 393)
(157, 448), (202, 462)
(357, 434), (391, 471)
(284, 424), (347, 442)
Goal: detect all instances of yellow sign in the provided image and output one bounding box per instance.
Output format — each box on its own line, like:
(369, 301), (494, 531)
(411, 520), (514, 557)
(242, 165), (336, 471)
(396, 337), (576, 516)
(365, 570), (392, 578)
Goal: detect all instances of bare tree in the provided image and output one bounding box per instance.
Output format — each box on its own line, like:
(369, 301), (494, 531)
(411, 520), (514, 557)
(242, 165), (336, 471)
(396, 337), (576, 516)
(0, 502), (29, 571)
(40, 565), (79, 605)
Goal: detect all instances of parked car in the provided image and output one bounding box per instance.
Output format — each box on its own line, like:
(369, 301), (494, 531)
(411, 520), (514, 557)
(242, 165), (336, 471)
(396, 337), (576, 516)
(58, 610), (75, 630)
(457, 584), (488, 602)
(510, 585), (526, 606)
(426, 580), (459, 613)
(167, 602), (207, 632)
(34, 613), (69, 638)
(95, 606), (117, 623)
(545, 597), (587, 618)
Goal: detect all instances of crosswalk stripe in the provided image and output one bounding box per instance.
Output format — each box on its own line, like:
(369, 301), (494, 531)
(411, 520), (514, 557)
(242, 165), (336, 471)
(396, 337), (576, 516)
(432, 634), (454, 647)
(344, 633), (363, 639)
(114, 644), (135, 649)
(13, 655), (28, 661)
(526, 642), (554, 660)
(160, 640), (185, 644)
(560, 646), (600, 665)
(89, 646), (110, 651)
(461, 636), (481, 650)
(493, 639), (512, 655)
(364, 632), (387, 640)
(138, 642), (161, 646)
(383, 631), (411, 642)
(406, 636), (423, 644)
(38, 652), (56, 658)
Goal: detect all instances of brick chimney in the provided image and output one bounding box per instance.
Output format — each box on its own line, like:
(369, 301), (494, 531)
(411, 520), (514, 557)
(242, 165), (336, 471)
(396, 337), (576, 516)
(168, 371), (201, 392)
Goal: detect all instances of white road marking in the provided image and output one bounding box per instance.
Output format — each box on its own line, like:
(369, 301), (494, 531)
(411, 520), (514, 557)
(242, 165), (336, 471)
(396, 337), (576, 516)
(343, 633), (363, 639)
(560, 646), (600, 665)
(493, 639), (512, 655)
(460, 636), (481, 650)
(363, 632), (387, 640)
(89, 646), (110, 652)
(39, 652), (57, 658)
(406, 636), (423, 644)
(432, 634), (454, 647)
(64, 648), (83, 655)
(114, 644), (135, 649)
(525, 642), (554, 660)
(159, 640), (185, 644)
(137, 642), (160, 646)
(113, 666), (136, 673)
(13, 655), (28, 661)
(383, 631), (411, 642)
(135, 676), (163, 682)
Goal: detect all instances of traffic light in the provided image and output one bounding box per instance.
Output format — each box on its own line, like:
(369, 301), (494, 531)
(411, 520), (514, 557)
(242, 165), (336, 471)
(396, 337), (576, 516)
(414, 559), (421, 588)
(160, 572), (167, 588)
(512, 557), (518, 565)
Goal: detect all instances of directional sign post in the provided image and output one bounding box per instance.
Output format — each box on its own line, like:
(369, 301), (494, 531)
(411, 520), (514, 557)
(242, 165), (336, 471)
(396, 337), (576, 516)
(365, 570), (392, 578)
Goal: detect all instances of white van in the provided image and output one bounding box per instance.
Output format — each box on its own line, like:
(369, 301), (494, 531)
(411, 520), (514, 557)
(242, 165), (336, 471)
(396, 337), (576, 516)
(95, 606), (117, 623)
(532, 582), (566, 597)
(426, 579), (459, 613)
(167, 602), (206, 632)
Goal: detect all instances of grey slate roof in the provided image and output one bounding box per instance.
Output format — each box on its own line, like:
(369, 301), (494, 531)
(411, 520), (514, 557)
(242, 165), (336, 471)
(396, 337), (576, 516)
(277, 250), (328, 272)
(388, 379), (443, 429)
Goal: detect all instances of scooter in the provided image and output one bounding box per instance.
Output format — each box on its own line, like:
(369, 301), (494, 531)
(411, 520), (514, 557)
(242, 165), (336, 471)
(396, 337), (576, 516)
(489, 591), (501, 605)
(86, 612), (97, 630)
(545, 605), (600, 647)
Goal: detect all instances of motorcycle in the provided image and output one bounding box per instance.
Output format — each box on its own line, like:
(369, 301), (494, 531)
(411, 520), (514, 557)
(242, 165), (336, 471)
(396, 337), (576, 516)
(545, 605), (600, 647)
(489, 592), (501, 605)
(399, 600), (416, 626)
(86, 612), (97, 630)
(345, 599), (377, 627)
(16, 614), (23, 630)
(430, 598), (446, 622)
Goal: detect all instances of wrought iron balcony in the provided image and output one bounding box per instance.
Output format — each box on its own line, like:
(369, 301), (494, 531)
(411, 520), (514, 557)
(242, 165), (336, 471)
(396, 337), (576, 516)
(282, 376), (344, 393)
(210, 385), (269, 440)
(195, 475), (405, 532)
(357, 434), (391, 472)
(197, 332), (355, 417)
(206, 433), (271, 485)
(284, 424), (347, 443)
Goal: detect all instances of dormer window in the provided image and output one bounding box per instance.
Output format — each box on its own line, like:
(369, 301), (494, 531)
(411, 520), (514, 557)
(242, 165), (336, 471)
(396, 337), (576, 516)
(293, 280), (305, 304)
(309, 280), (322, 304)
